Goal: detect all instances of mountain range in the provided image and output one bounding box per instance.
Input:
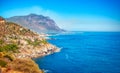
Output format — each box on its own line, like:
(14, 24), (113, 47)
(6, 14), (65, 33)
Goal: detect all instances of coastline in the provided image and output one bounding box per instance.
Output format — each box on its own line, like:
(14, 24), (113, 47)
(14, 43), (60, 58)
(0, 20), (60, 73)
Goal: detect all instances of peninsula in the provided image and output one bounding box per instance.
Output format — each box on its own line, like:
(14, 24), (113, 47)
(0, 16), (59, 73)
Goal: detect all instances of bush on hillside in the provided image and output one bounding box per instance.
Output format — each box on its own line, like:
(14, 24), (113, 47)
(0, 44), (18, 52)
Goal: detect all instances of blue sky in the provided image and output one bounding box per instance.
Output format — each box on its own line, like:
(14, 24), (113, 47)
(0, 0), (120, 31)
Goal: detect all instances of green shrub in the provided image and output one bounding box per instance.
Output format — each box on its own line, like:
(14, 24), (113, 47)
(0, 60), (7, 67)
(0, 46), (5, 52)
(32, 39), (41, 47)
(4, 55), (14, 61)
(26, 39), (41, 47)
(0, 40), (4, 45)
(0, 44), (18, 52)
(4, 44), (18, 51)
(26, 39), (48, 47)
(26, 39), (31, 44)
(40, 39), (48, 44)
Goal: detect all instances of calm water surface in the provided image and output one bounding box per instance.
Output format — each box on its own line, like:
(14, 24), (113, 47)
(34, 32), (120, 73)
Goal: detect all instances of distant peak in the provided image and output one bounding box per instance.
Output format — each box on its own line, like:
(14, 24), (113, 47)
(28, 13), (38, 16)
(6, 14), (65, 33)
(27, 14), (45, 18)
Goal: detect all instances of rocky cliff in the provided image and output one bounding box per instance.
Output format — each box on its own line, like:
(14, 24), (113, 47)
(0, 16), (59, 73)
(6, 14), (65, 33)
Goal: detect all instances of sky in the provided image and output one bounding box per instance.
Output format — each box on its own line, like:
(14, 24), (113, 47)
(0, 0), (120, 31)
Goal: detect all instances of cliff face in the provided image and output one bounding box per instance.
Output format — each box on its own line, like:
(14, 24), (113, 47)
(6, 14), (65, 33)
(0, 17), (59, 73)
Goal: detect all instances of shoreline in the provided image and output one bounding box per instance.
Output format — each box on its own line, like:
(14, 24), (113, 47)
(0, 43), (60, 73)
(14, 43), (60, 59)
(0, 19), (60, 73)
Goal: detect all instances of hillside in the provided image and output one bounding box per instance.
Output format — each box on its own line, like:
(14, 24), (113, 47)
(6, 14), (65, 33)
(0, 17), (59, 73)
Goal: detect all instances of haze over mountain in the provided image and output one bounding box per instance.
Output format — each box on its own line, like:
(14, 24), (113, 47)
(7, 14), (65, 33)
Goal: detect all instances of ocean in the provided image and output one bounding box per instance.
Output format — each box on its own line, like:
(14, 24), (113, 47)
(34, 32), (120, 73)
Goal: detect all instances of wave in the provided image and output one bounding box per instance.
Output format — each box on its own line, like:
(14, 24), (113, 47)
(55, 47), (63, 53)
(65, 54), (69, 60)
(48, 31), (84, 36)
(43, 69), (51, 73)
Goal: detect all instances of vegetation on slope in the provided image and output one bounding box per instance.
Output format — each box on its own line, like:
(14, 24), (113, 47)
(0, 52), (43, 73)
(0, 17), (45, 73)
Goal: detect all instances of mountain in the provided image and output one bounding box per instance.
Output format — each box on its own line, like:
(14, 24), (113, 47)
(6, 14), (65, 33)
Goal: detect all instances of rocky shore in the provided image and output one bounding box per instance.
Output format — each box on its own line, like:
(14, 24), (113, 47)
(0, 18), (59, 73)
(4, 34), (60, 59)
(14, 43), (60, 58)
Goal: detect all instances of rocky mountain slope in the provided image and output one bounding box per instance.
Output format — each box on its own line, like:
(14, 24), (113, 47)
(0, 17), (59, 73)
(7, 14), (65, 33)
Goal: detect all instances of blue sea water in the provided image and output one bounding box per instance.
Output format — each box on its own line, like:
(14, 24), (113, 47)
(34, 32), (120, 73)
